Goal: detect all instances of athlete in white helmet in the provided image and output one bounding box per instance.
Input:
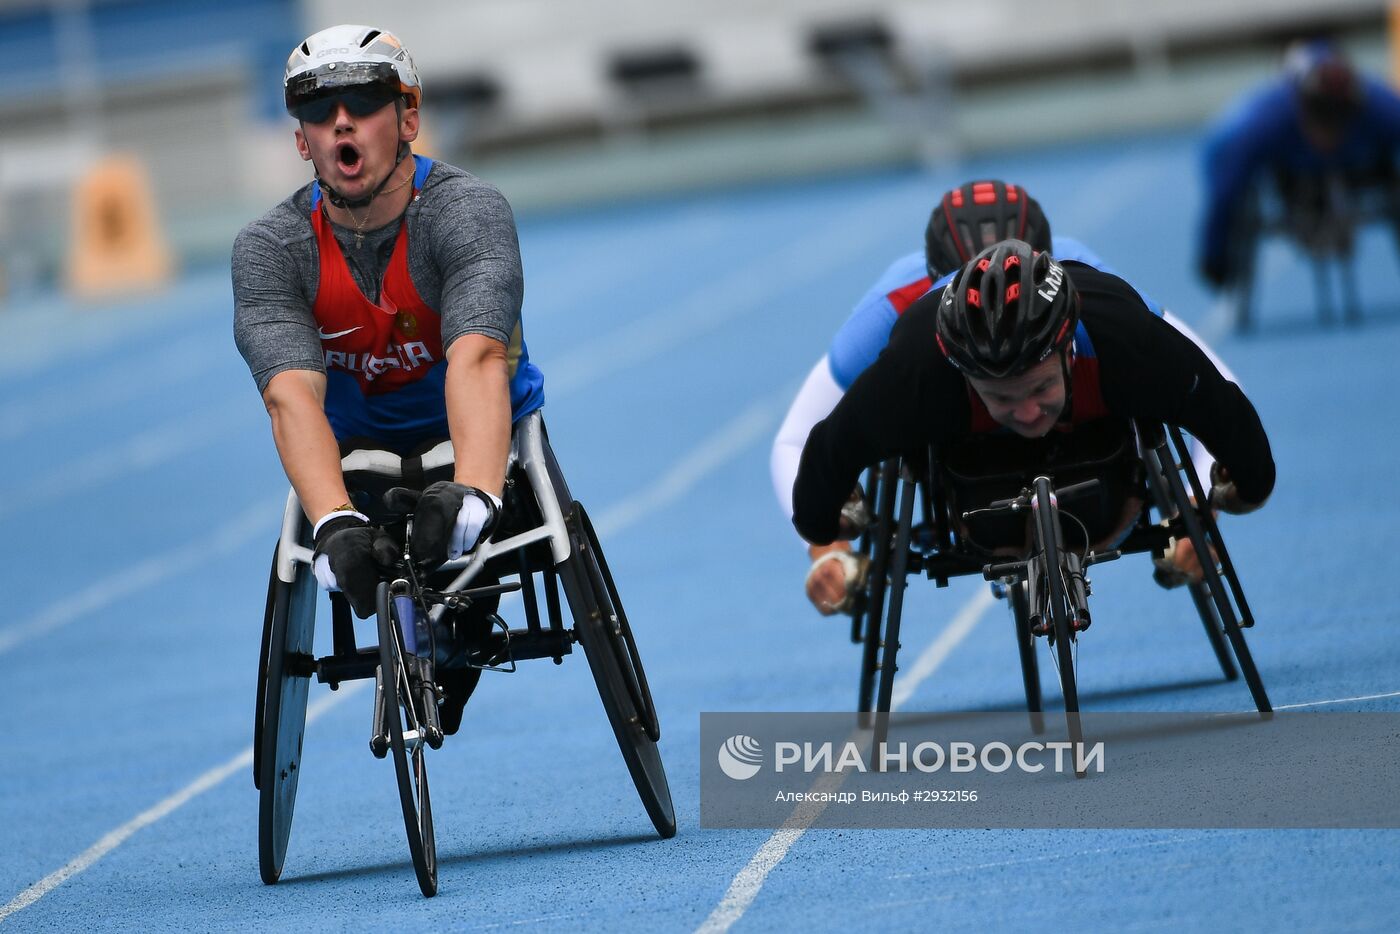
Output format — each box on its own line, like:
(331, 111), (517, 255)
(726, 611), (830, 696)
(234, 26), (546, 734)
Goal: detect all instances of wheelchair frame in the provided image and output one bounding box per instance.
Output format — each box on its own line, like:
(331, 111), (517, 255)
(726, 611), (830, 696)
(252, 411), (675, 895)
(1227, 170), (1399, 331)
(849, 420), (1271, 773)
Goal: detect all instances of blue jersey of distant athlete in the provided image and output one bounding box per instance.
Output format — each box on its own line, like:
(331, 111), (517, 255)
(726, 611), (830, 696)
(826, 236), (1164, 390)
(1199, 73), (1400, 273)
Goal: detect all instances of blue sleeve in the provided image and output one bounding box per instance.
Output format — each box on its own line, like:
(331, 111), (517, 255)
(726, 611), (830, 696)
(827, 252), (928, 389)
(1356, 76), (1400, 148)
(1198, 84), (1292, 272)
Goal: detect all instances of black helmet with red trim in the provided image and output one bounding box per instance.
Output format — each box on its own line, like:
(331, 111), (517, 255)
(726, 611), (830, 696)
(936, 239), (1078, 379)
(924, 180), (1052, 278)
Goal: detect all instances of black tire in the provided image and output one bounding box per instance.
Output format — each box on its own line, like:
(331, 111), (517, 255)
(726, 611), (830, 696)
(376, 582), (438, 897)
(577, 506), (660, 743)
(1008, 581), (1044, 734)
(871, 466), (918, 755)
(1162, 430), (1271, 713)
(257, 556), (317, 884)
(563, 508), (677, 840)
(253, 543), (279, 791)
(858, 460), (900, 715)
(849, 465), (882, 645)
(1033, 478), (1085, 777)
(1187, 581), (1238, 681)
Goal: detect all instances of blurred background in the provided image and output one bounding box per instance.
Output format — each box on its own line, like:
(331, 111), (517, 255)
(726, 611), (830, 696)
(0, 0), (1389, 302)
(5, 4), (1400, 927)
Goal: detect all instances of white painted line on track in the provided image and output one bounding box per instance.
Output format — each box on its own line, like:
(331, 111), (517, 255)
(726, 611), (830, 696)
(0, 398), (263, 521)
(696, 587), (997, 934)
(546, 185), (916, 396)
(1271, 689), (1400, 711)
(0, 383), (791, 921)
(0, 683), (363, 924)
(0, 499), (279, 656)
(0, 334), (220, 441)
(593, 392), (790, 541)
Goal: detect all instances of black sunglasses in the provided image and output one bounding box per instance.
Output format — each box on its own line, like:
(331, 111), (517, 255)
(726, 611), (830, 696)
(290, 87), (399, 124)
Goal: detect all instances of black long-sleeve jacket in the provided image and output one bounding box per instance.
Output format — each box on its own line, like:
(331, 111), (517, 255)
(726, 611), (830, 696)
(793, 264), (1275, 545)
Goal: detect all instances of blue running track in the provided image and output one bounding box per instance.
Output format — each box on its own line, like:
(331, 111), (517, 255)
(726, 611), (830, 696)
(2, 129), (1398, 931)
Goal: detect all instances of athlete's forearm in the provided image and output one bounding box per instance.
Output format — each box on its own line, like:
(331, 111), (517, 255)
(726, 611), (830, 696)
(262, 369), (351, 523)
(445, 334), (511, 498)
(772, 356), (845, 525)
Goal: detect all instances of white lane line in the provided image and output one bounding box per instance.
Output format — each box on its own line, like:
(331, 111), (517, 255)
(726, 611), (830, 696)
(1271, 690), (1400, 711)
(0, 398), (262, 521)
(0, 334), (221, 441)
(0, 382), (790, 920)
(546, 185), (915, 396)
(593, 392), (790, 541)
(696, 587), (997, 934)
(0, 683), (363, 924)
(0, 500), (278, 656)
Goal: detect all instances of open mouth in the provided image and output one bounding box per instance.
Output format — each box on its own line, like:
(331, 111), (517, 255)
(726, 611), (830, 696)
(336, 142), (363, 175)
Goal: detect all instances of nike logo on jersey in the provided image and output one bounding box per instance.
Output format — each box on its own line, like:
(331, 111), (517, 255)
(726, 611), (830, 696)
(318, 325), (363, 340)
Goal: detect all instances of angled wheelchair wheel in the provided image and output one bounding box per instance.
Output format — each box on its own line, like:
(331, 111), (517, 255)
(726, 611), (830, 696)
(253, 543), (278, 791)
(257, 541), (318, 884)
(857, 460), (900, 716)
(871, 464), (918, 753)
(1187, 581), (1238, 681)
(375, 582), (438, 897)
(1007, 581), (1045, 734)
(563, 504), (676, 840)
(578, 506), (660, 743)
(1164, 429), (1271, 714)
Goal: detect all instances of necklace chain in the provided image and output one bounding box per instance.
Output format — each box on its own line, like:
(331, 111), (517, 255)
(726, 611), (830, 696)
(342, 163), (415, 248)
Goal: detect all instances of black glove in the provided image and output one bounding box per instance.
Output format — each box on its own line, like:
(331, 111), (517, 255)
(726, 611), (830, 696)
(1199, 252), (1231, 290)
(409, 481), (500, 571)
(312, 513), (381, 618)
(1208, 462), (1265, 515)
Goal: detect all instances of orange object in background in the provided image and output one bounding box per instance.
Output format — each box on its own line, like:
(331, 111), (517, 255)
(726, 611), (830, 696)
(1392, 1), (1400, 88)
(66, 155), (173, 298)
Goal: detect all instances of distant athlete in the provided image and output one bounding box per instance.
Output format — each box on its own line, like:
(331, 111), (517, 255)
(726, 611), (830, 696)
(772, 181), (1235, 617)
(233, 25), (544, 733)
(1198, 39), (1400, 293)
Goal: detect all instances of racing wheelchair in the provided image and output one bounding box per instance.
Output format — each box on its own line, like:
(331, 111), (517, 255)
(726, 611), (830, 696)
(1227, 166), (1400, 332)
(252, 412), (675, 896)
(845, 417), (1271, 774)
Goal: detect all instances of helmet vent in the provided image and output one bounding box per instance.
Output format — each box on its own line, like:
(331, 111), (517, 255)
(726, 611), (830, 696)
(362, 29), (381, 46)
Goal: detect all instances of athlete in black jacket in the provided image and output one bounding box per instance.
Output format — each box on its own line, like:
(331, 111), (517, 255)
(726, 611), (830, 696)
(792, 240), (1275, 547)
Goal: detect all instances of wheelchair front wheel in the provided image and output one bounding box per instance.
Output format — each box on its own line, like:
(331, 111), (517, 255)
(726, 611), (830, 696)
(565, 507), (677, 840)
(376, 582), (439, 897)
(257, 557), (317, 884)
(1032, 478), (1085, 777)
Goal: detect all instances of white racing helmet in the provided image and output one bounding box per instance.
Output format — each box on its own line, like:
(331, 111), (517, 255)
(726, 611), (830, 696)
(284, 25), (422, 119)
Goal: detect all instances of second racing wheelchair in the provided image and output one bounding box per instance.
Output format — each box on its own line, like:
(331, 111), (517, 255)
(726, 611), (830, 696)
(252, 412), (675, 896)
(846, 416), (1271, 774)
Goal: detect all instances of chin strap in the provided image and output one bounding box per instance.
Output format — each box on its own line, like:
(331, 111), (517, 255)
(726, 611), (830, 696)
(318, 141), (411, 210)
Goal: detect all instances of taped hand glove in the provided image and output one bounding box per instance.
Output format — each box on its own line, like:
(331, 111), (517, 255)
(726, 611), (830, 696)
(1208, 462), (1265, 515)
(312, 511), (381, 618)
(409, 481), (501, 571)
